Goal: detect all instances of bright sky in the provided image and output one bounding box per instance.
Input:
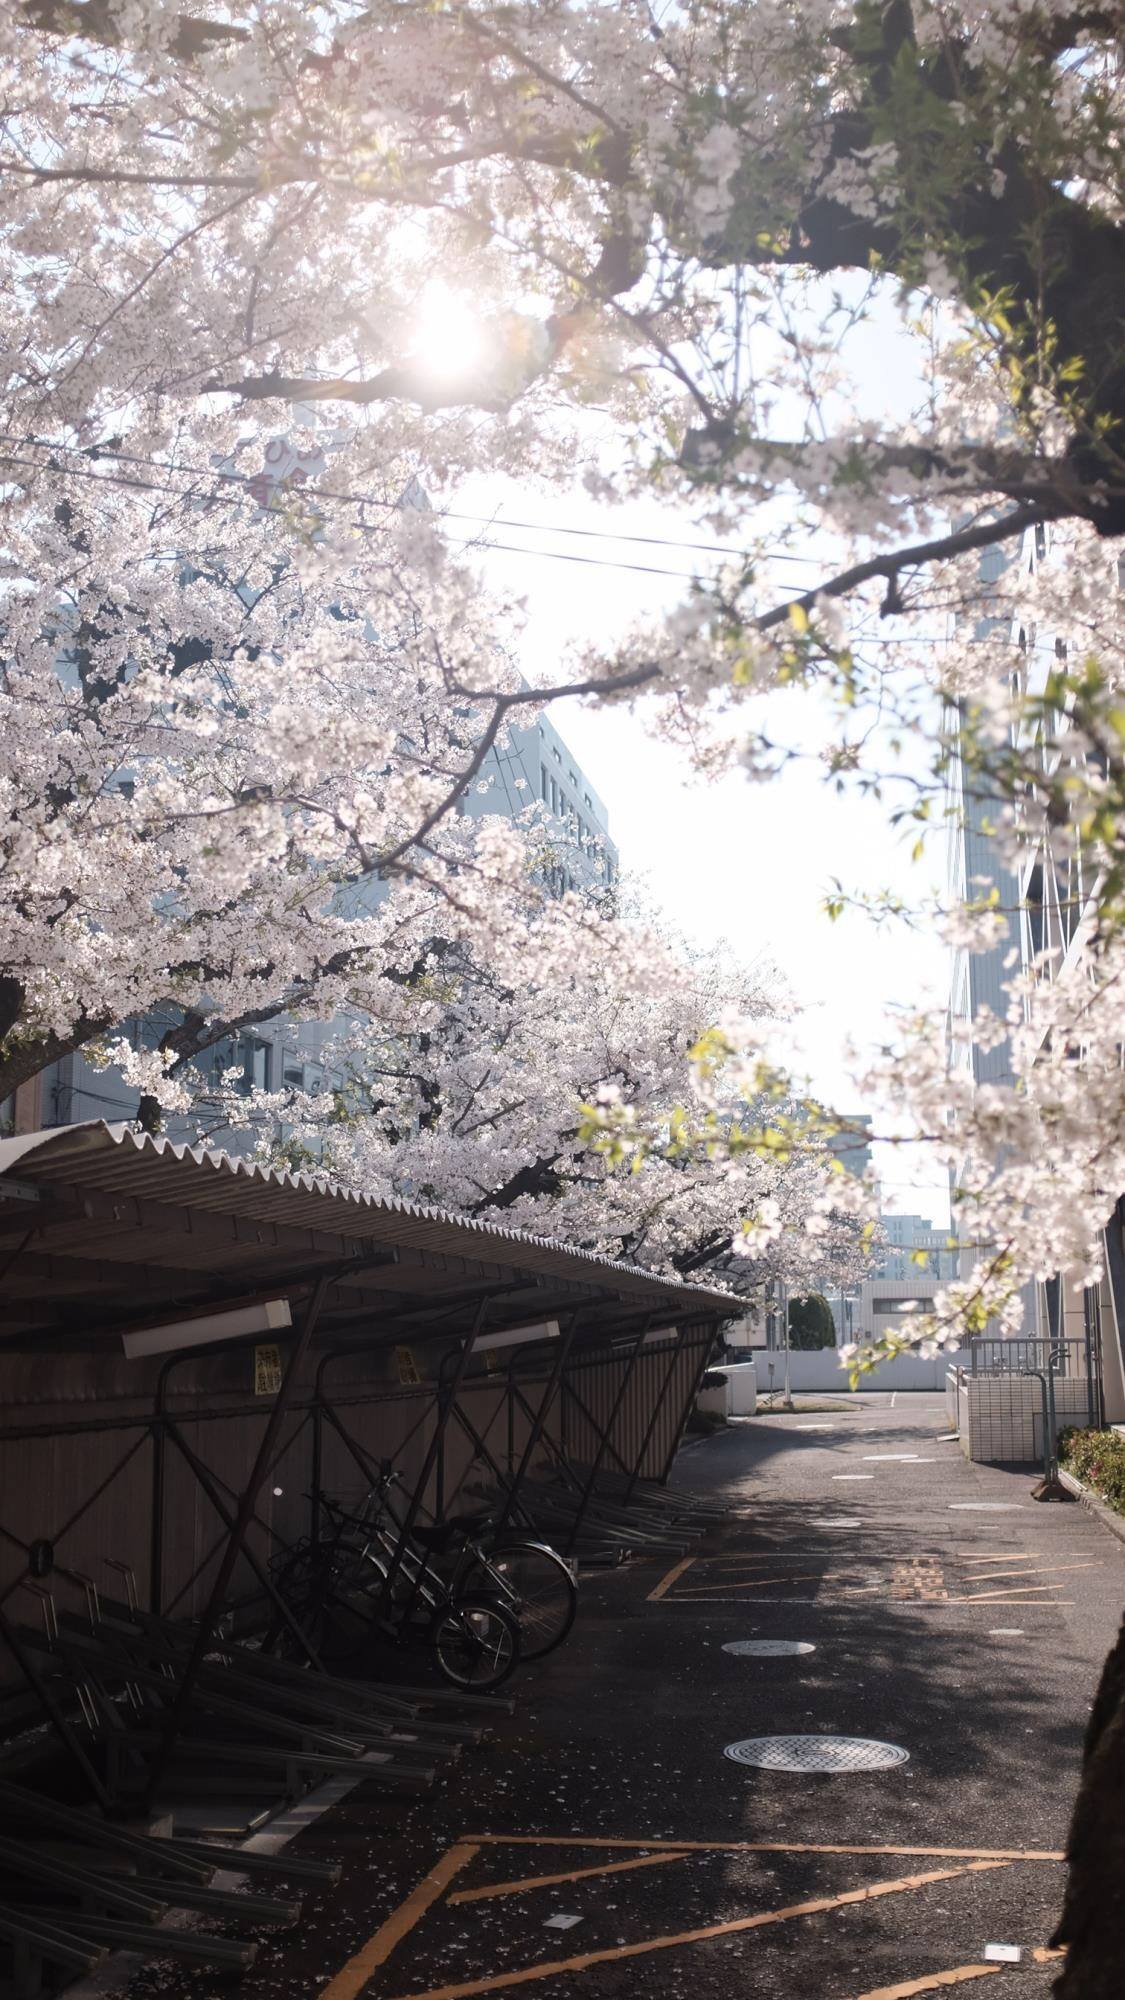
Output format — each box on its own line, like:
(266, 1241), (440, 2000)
(428, 278), (957, 1225)
(464, 497), (952, 1225)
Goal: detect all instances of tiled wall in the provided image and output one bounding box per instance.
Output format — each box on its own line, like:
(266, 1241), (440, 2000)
(947, 1368), (1094, 1463)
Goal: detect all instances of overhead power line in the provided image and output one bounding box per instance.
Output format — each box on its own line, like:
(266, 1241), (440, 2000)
(0, 432), (825, 575)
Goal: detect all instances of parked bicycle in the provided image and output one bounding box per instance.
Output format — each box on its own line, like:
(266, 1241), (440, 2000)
(265, 1498), (521, 1692)
(352, 1468), (578, 1662)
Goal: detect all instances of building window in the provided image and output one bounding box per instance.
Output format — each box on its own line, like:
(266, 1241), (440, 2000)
(239, 1036), (270, 1094)
(205, 1034), (271, 1095)
(540, 762), (550, 802)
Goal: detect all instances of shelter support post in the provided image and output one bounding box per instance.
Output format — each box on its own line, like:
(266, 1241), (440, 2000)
(143, 1275), (330, 1808)
(506, 1374), (585, 1492)
(496, 1315), (580, 1533)
(158, 1413), (325, 1659)
(444, 1393), (517, 1515)
(149, 1417), (165, 1615)
(378, 1302), (487, 1611)
(656, 1322), (722, 1485)
(623, 1326), (687, 1502)
(561, 1374), (635, 1484)
(564, 1323), (652, 1557)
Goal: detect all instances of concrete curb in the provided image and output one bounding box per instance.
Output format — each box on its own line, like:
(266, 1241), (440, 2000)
(1059, 1465), (1125, 1550)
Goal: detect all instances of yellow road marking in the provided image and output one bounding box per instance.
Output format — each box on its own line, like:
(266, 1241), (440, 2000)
(449, 1851), (692, 1904)
(649, 1594), (1073, 1607)
(848, 1966), (1002, 1998)
(460, 1835), (1064, 1862)
(647, 1556), (696, 1601)
(673, 1573), (825, 1595)
(949, 1585), (1071, 1602)
(953, 1550), (1090, 1559)
(319, 1842), (479, 2000)
(383, 1862), (1011, 2000)
(690, 1552), (861, 1563)
(947, 1563), (1098, 1585)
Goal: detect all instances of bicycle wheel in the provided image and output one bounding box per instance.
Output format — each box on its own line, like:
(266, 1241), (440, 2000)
(429, 1595), (520, 1691)
(462, 1541), (577, 1661)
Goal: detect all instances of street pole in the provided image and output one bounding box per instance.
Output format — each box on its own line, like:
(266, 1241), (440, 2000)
(782, 1280), (792, 1409)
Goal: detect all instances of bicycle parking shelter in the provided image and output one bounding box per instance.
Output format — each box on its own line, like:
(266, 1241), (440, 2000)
(0, 1122), (734, 1805)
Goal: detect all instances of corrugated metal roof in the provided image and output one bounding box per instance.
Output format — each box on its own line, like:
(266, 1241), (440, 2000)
(0, 1123), (735, 1345)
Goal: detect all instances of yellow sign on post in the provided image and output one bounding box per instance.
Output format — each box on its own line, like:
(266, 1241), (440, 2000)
(396, 1345), (420, 1386)
(254, 1343), (283, 1396)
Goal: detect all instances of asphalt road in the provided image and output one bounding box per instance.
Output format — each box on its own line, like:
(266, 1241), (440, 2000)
(120, 1396), (1125, 2000)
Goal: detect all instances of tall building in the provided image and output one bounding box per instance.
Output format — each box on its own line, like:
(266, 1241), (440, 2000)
(824, 1112), (873, 1180)
(944, 533), (1035, 1322)
(872, 1212), (959, 1282)
(944, 523), (1125, 1422)
(460, 705), (618, 899)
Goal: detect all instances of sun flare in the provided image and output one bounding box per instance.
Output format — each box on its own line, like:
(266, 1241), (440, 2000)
(412, 281), (490, 387)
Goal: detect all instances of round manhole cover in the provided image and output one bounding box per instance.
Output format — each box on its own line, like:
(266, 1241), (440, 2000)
(722, 1640), (816, 1658)
(724, 1735), (909, 1773)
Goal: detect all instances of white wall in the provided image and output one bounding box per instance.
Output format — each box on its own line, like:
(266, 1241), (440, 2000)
(754, 1348), (969, 1395)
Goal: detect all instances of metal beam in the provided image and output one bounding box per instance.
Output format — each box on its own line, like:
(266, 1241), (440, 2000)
(564, 1321), (652, 1556)
(143, 1274), (331, 1807)
(623, 1326), (688, 1501)
(377, 1302), (488, 1613)
(497, 1315), (580, 1532)
(656, 1324), (721, 1484)
(561, 1374), (635, 1483)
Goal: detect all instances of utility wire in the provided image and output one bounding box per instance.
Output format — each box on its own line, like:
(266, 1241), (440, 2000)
(0, 432), (825, 571)
(6, 437), (1061, 620)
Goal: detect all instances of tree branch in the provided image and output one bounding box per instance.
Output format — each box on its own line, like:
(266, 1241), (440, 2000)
(755, 505), (1055, 635)
(21, 1), (249, 59)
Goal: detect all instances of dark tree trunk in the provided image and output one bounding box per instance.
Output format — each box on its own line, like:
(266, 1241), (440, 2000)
(1052, 1612), (1125, 1995)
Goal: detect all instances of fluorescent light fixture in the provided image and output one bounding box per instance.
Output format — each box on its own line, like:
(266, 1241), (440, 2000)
(726, 1315), (767, 1349)
(122, 1297), (292, 1360)
(474, 1318), (560, 1355)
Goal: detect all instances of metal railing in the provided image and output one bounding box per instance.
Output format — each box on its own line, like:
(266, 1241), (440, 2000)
(967, 1337), (1085, 1377)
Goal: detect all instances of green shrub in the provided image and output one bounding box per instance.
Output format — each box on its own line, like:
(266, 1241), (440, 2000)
(1059, 1426), (1125, 1514)
(787, 1293), (837, 1350)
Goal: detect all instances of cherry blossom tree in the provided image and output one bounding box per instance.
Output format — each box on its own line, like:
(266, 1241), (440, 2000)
(5, 0), (1124, 1407)
(5, 8), (1125, 1983)
(195, 908), (872, 1298)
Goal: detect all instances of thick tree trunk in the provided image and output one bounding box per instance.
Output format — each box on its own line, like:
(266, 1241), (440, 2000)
(0, 981), (111, 1107)
(1051, 1612), (1125, 1996)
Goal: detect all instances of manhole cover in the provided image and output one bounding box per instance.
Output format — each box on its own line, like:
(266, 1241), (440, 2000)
(724, 1735), (909, 1773)
(722, 1640), (816, 1658)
